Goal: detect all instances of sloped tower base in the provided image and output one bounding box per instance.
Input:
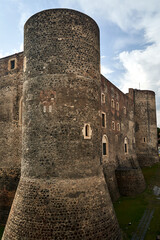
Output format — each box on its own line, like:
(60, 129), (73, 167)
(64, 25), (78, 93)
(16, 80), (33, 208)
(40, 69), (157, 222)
(3, 175), (121, 240)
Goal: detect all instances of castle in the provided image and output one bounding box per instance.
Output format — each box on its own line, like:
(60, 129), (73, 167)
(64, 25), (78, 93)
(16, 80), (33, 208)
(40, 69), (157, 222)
(0, 9), (159, 240)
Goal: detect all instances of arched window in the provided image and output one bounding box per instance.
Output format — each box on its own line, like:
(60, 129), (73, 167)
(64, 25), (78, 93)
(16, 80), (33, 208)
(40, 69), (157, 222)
(143, 137), (147, 143)
(124, 137), (128, 154)
(101, 93), (105, 103)
(111, 99), (115, 108)
(112, 121), (115, 130)
(102, 135), (109, 157)
(85, 124), (89, 137)
(83, 123), (92, 139)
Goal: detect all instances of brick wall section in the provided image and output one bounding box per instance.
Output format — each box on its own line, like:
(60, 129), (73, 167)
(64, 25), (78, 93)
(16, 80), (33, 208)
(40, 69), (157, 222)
(0, 53), (23, 224)
(3, 9), (121, 239)
(131, 89), (159, 166)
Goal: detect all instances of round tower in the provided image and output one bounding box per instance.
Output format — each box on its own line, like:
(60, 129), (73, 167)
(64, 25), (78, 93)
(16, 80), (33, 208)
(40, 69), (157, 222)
(134, 89), (159, 166)
(3, 9), (121, 239)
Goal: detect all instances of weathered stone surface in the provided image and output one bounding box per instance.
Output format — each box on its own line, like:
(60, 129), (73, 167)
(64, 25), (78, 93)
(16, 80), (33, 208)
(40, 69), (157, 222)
(130, 89), (159, 167)
(115, 168), (146, 196)
(0, 168), (20, 224)
(101, 76), (146, 201)
(0, 8), (158, 240)
(0, 52), (23, 224)
(3, 9), (121, 240)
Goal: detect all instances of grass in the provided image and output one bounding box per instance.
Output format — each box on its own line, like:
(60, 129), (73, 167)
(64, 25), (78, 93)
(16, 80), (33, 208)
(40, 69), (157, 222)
(0, 225), (4, 239)
(114, 162), (160, 240)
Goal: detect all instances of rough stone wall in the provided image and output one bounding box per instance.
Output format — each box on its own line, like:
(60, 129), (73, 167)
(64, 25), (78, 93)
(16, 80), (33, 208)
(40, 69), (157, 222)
(131, 89), (159, 166)
(3, 9), (121, 240)
(101, 76), (145, 201)
(0, 53), (23, 224)
(115, 168), (146, 196)
(0, 8), (158, 238)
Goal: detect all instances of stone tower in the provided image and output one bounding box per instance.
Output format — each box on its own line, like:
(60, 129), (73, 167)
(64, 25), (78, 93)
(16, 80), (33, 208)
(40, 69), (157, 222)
(3, 9), (121, 240)
(132, 89), (159, 166)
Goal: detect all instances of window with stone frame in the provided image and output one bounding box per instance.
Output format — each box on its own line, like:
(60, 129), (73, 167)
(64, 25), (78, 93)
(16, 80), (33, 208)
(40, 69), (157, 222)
(8, 58), (17, 71)
(101, 93), (105, 103)
(83, 123), (92, 139)
(112, 121), (115, 130)
(124, 137), (128, 154)
(102, 135), (109, 157)
(111, 99), (115, 108)
(143, 137), (147, 143)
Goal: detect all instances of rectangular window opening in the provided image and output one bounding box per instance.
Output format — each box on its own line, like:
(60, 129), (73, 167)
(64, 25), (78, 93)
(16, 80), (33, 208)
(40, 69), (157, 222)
(103, 143), (106, 155)
(125, 144), (127, 153)
(11, 60), (15, 69)
(102, 113), (105, 127)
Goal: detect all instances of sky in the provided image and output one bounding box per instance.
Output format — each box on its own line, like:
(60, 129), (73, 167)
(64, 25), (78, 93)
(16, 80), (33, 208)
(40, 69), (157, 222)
(0, 0), (160, 126)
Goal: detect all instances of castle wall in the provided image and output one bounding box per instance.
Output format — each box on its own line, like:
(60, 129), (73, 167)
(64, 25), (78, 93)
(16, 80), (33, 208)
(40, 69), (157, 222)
(0, 53), (23, 224)
(3, 9), (121, 240)
(0, 8), (158, 238)
(131, 89), (159, 166)
(101, 76), (145, 201)
(115, 168), (146, 196)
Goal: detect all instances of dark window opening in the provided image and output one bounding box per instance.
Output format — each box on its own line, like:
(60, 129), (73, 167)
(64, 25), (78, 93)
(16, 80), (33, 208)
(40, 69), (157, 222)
(103, 143), (106, 155)
(102, 113), (105, 127)
(125, 143), (127, 153)
(10, 60), (15, 69)
(85, 125), (89, 137)
(144, 138), (146, 142)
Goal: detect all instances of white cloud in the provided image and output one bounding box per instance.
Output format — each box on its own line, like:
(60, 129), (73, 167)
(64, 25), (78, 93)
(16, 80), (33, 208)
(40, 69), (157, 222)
(101, 65), (113, 76)
(68, 0), (160, 33)
(0, 42), (23, 58)
(117, 45), (160, 126)
(10, 0), (32, 33)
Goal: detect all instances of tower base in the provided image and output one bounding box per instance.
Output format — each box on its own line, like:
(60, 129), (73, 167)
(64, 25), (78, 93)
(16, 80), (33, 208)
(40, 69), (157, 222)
(3, 175), (121, 240)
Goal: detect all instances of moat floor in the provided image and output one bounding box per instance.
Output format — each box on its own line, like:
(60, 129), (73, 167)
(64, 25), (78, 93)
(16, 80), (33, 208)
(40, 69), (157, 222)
(114, 162), (160, 240)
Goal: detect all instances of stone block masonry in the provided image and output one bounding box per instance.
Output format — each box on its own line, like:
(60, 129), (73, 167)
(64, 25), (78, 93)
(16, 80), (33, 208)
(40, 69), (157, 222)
(2, 9), (121, 239)
(0, 7), (158, 240)
(0, 52), (23, 225)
